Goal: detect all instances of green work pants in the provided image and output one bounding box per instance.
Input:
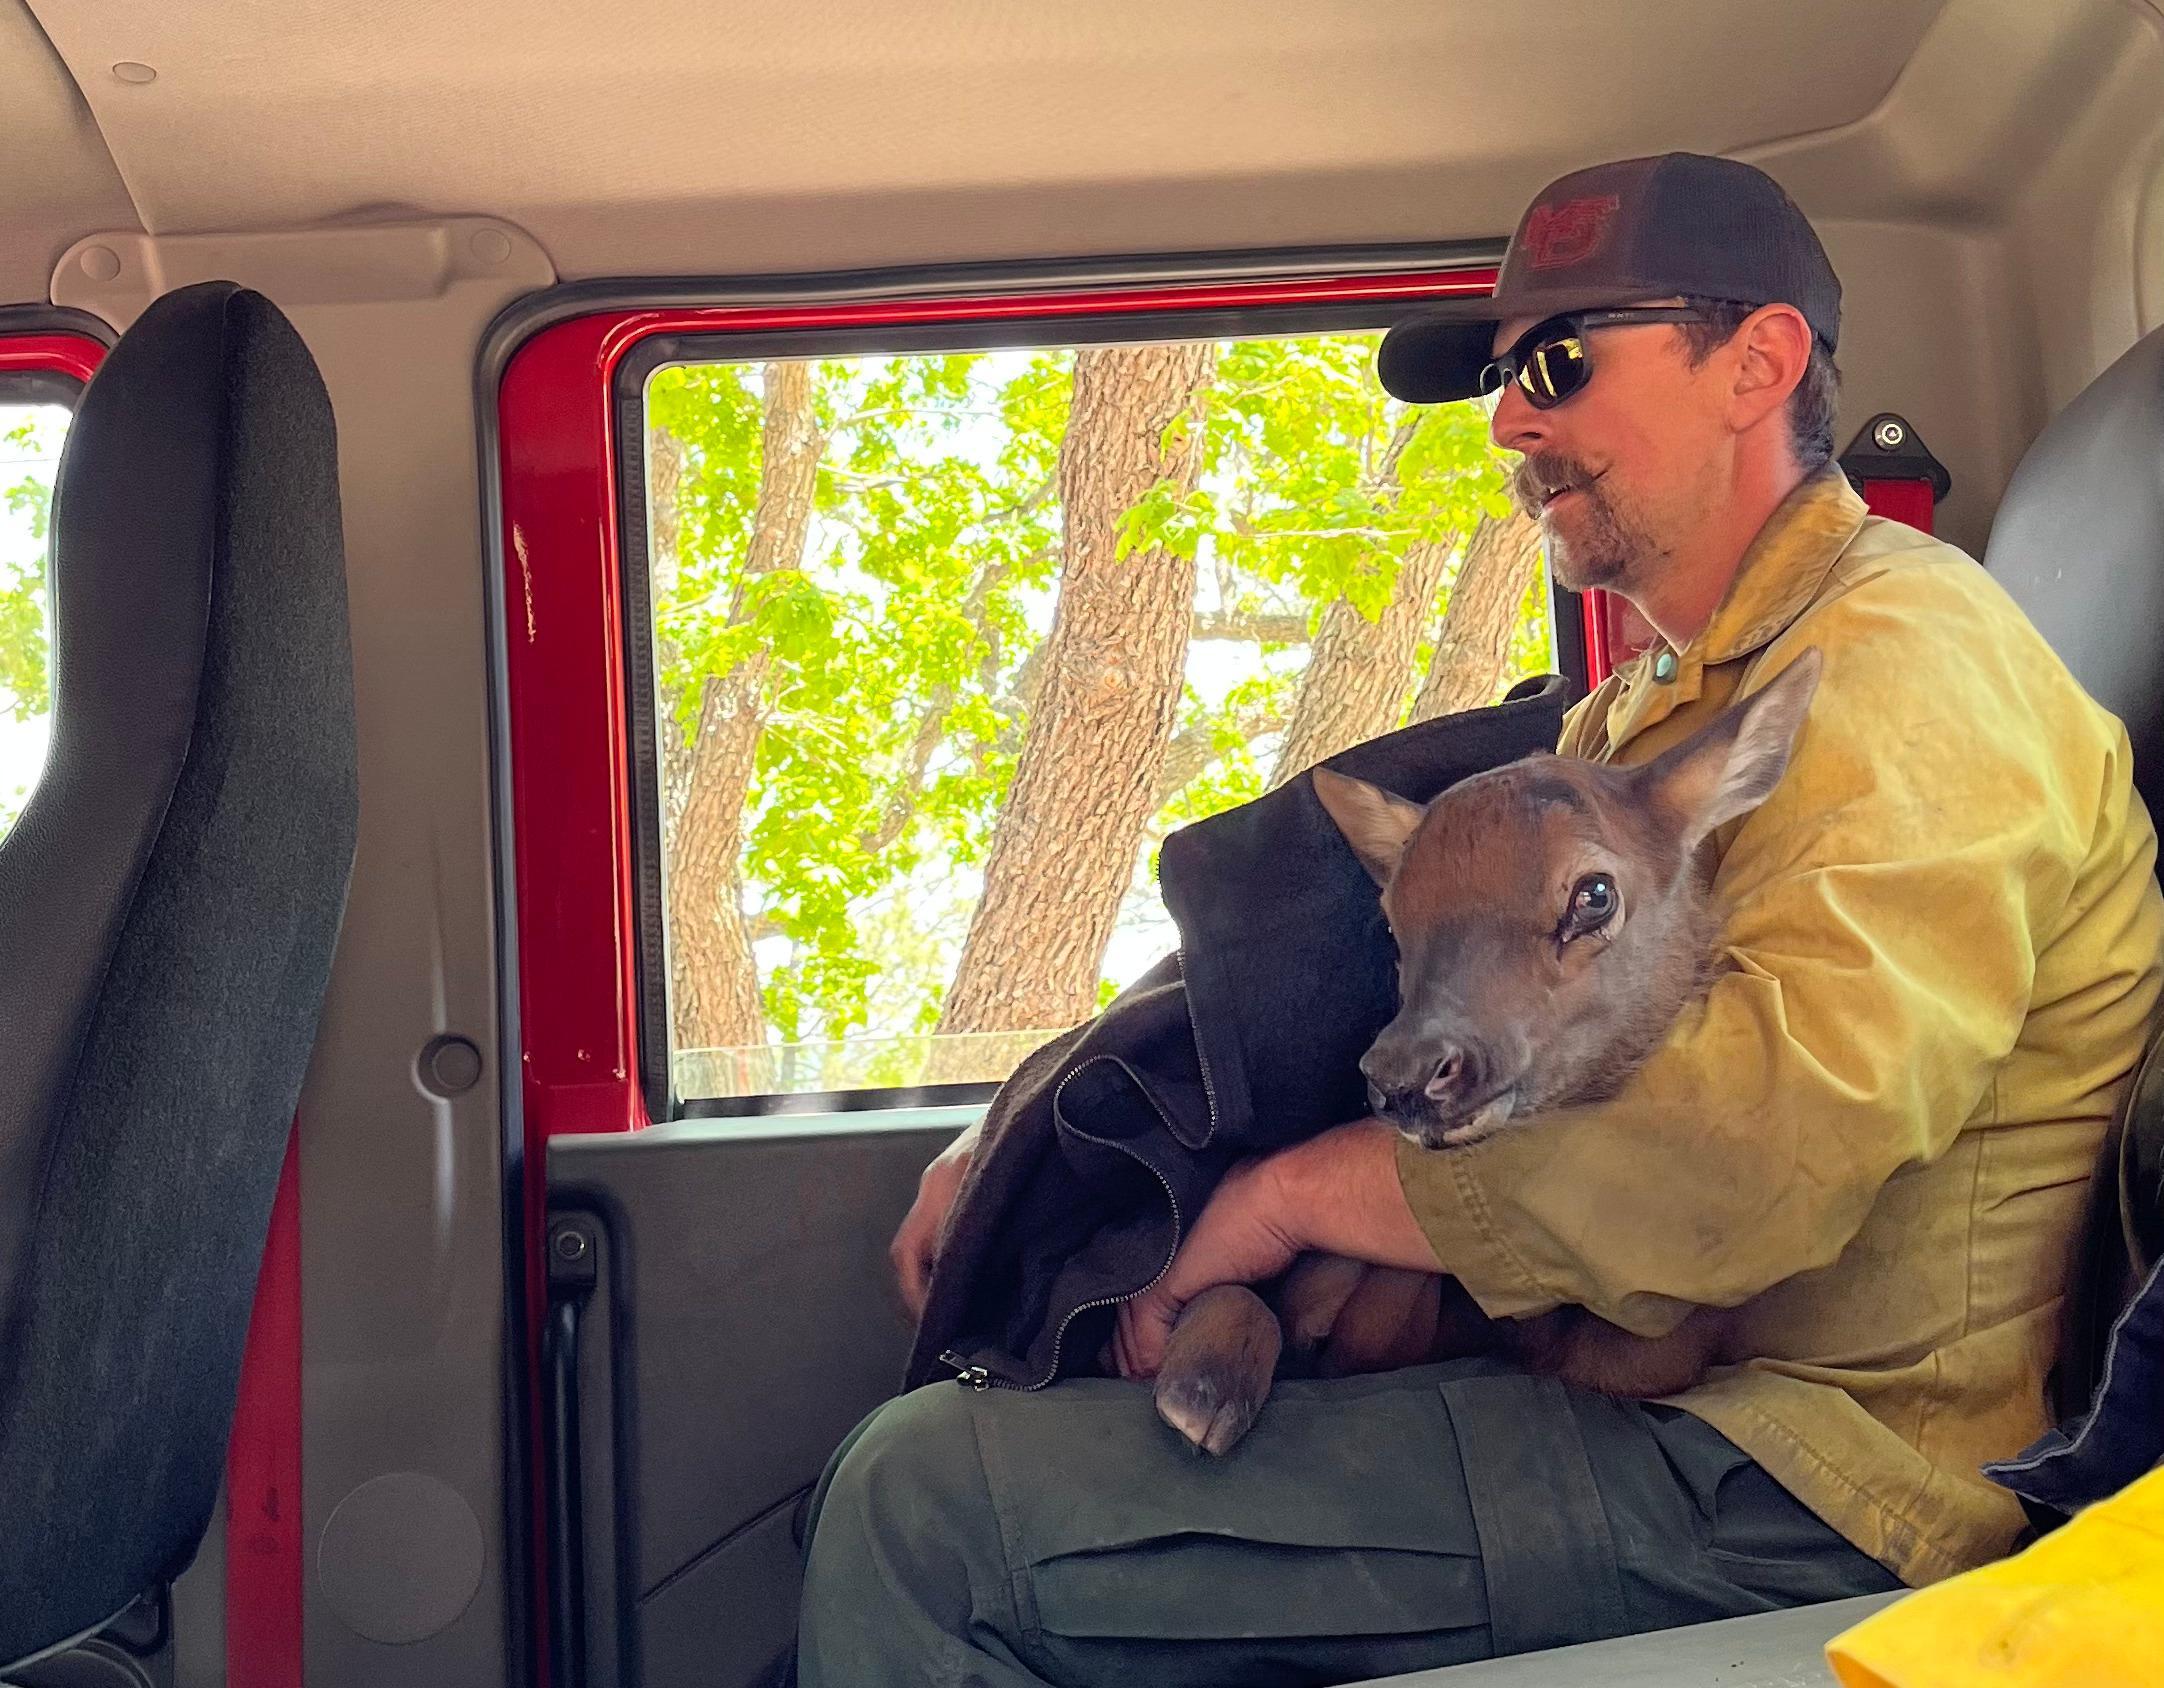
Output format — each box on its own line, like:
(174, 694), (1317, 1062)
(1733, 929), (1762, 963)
(796, 1358), (1902, 1687)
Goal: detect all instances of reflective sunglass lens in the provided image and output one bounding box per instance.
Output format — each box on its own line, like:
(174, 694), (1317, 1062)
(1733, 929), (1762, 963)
(1524, 335), (1586, 407)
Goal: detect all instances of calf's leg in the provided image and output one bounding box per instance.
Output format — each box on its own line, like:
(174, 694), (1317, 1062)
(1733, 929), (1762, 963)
(1153, 1283), (1282, 1455)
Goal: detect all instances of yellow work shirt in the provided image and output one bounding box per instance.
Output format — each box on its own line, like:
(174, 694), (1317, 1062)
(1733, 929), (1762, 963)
(1396, 464), (2164, 1586)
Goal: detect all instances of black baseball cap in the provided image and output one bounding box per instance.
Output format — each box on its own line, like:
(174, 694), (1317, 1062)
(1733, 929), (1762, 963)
(1378, 152), (1842, 405)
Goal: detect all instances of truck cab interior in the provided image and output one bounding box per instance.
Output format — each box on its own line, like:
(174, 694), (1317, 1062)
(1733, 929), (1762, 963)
(2, 2), (2163, 1685)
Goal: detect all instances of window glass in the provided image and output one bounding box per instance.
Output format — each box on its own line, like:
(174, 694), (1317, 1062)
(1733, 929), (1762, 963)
(643, 329), (1550, 1101)
(0, 400), (68, 843)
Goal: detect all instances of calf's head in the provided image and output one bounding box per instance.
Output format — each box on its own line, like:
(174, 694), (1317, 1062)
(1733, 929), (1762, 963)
(1314, 648), (1820, 1150)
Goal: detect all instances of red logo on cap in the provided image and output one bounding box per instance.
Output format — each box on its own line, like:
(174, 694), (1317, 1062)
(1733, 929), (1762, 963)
(1522, 195), (1622, 270)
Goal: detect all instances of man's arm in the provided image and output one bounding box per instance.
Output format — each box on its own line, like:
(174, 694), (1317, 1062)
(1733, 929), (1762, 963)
(890, 1119), (981, 1319)
(1113, 1120), (1435, 1376)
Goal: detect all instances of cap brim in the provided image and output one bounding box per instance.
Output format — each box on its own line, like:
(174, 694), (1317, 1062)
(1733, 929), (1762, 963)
(1377, 308), (1502, 404)
(1377, 285), (1664, 404)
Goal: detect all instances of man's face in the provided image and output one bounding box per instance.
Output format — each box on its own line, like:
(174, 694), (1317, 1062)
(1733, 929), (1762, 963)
(1485, 304), (1735, 597)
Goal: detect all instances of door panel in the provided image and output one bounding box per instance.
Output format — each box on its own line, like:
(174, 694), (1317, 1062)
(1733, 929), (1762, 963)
(547, 1108), (970, 1688)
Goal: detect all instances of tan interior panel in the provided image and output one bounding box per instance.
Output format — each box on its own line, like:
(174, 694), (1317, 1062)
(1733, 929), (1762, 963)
(0, 0), (135, 302)
(19, 0), (1939, 271)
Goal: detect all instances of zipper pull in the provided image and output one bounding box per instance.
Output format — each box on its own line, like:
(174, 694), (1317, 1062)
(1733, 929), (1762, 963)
(940, 1350), (993, 1391)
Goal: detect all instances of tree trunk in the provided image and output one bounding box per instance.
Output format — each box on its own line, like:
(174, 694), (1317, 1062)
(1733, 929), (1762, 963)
(667, 362), (823, 1057)
(649, 425), (692, 834)
(933, 342), (1217, 1054)
(1267, 415), (1463, 787)
(1269, 537), (1454, 785)
(1410, 510), (1545, 723)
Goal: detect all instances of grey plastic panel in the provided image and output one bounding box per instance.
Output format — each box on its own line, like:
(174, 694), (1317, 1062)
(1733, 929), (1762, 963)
(638, 1505), (803, 1688)
(1360, 1591), (1905, 1687)
(165, 1486), (222, 1688)
(548, 1109), (970, 1688)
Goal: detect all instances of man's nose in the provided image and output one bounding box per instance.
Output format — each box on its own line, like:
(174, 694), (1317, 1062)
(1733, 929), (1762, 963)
(1488, 380), (1547, 454)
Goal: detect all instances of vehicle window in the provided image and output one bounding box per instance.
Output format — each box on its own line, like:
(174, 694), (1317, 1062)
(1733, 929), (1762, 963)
(642, 329), (1552, 1103)
(0, 399), (67, 844)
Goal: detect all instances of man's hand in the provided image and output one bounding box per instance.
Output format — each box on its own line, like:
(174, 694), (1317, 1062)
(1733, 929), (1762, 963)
(1113, 1119), (1439, 1379)
(891, 1120), (982, 1321)
(1112, 1154), (1301, 1380)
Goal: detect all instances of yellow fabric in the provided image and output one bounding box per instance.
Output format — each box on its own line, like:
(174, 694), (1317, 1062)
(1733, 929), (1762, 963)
(1396, 465), (2164, 1586)
(1823, 1464), (2164, 1685)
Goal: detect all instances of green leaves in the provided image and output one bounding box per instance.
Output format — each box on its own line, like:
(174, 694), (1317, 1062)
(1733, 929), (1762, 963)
(1116, 480), (1215, 563)
(2, 410), (59, 707)
(0, 582), (47, 721)
(0, 408), (64, 839)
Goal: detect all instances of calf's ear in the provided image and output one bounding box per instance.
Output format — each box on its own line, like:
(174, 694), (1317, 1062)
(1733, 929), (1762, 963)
(1313, 767), (1426, 886)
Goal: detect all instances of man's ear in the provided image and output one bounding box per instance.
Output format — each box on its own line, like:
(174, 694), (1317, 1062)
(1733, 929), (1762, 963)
(1639, 647), (1822, 848)
(1729, 303), (1814, 435)
(1312, 767), (1425, 885)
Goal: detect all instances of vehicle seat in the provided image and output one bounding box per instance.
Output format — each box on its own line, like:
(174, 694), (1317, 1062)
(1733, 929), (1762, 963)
(0, 283), (359, 1672)
(1982, 319), (2164, 1422)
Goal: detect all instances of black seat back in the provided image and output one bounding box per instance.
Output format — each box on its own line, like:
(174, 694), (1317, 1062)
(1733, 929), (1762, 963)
(1982, 322), (2164, 1420)
(1986, 325), (2164, 823)
(0, 282), (358, 1666)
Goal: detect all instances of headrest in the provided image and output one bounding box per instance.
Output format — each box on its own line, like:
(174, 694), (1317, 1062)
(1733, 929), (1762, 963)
(0, 282), (287, 1316)
(1983, 325), (2164, 796)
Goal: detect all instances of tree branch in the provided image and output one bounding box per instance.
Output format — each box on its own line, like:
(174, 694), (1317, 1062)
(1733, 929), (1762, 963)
(1237, 525), (1400, 543)
(987, 472), (1059, 526)
(1372, 413), (1424, 490)
(854, 551), (1017, 857)
(1191, 610), (1309, 645)
(856, 696), (952, 857)
(830, 406), (1012, 430)
(1154, 702), (1286, 808)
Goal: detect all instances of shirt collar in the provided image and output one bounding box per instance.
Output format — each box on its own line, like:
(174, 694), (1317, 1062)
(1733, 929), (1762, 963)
(1685, 463), (1870, 668)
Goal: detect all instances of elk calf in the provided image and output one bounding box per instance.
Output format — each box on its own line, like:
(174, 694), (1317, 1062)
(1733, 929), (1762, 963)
(1152, 650), (1822, 1455)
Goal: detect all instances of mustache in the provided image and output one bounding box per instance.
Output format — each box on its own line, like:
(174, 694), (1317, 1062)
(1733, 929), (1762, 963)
(1511, 451), (1600, 515)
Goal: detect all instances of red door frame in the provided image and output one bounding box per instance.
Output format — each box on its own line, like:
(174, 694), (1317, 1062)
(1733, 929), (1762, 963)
(0, 333), (103, 385)
(225, 1130), (303, 1688)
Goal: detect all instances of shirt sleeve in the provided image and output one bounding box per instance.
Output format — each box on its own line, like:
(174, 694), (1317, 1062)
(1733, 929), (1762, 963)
(1397, 564), (2099, 1337)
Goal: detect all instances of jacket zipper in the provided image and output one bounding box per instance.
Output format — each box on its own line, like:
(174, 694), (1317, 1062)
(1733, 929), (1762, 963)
(1151, 839), (1224, 1145)
(1174, 944), (1224, 1141)
(943, 1059), (1190, 1392)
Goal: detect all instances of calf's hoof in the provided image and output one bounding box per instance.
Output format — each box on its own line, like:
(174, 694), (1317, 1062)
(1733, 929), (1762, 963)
(1152, 1284), (1281, 1456)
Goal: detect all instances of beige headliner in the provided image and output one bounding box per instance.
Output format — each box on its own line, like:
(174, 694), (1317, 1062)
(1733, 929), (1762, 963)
(0, 0), (2089, 291)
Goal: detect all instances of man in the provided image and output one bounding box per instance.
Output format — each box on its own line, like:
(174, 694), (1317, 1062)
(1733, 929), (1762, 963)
(797, 153), (2164, 1685)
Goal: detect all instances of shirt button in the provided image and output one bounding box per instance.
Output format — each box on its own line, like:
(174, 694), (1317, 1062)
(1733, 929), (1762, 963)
(1653, 650), (1678, 683)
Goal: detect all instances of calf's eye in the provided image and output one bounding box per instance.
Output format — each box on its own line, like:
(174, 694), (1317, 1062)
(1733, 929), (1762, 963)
(1560, 874), (1620, 942)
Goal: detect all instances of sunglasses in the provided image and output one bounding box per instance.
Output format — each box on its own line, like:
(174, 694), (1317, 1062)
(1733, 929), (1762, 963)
(1478, 305), (1709, 412)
